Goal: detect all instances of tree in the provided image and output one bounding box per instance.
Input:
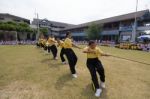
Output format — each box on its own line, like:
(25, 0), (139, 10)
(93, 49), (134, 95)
(18, 22), (28, 28)
(86, 23), (103, 40)
(0, 21), (35, 41)
(0, 21), (34, 33)
(40, 28), (48, 36)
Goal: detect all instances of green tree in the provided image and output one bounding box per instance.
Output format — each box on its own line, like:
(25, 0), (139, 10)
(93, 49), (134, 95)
(86, 23), (103, 40)
(18, 22), (28, 28)
(0, 21), (34, 33)
(7, 21), (17, 26)
(40, 28), (48, 36)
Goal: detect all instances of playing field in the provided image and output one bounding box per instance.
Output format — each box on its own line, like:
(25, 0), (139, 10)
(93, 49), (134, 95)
(0, 45), (150, 99)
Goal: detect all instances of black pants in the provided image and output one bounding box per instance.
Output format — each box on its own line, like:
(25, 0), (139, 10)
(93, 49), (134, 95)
(44, 45), (47, 51)
(39, 43), (42, 48)
(65, 48), (77, 74)
(47, 46), (51, 53)
(86, 58), (105, 89)
(41, 43), (44, 48)
(36, 43), (40, 47)
(50, 45), (57, 58)
(60, 48), (66, 62)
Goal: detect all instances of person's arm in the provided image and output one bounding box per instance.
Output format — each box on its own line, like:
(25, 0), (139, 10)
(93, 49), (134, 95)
(72, 43), (82, 49)
(51, 39), (57, 43)
(101, 53), (111, 56)
(97, 48), (111, 56)
(83, 47), (96, 54)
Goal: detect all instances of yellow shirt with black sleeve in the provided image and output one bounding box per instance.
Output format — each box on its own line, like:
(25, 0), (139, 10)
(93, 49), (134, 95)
(83, 46), (104, 58)
(64, 38), (72, 49)
(47, 37), (57, 46)
(47, 37), (52, 45)
(42, 39), (47, 46)
(45, 40), (49, 46)
(39, 38), (44, 43)
(40, 39), (44, 44)
(47, 37), (52, 46)
(58, 40), (65, 48)
(38, 38), (42, 44)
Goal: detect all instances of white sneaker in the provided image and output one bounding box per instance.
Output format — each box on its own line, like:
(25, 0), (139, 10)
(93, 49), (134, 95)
(54, 57), (58, 60)
(72, 74), (78, 78)
(95, 88), (102, 97)
(100, 82), (105, 89)
(62, 61), (67, 64)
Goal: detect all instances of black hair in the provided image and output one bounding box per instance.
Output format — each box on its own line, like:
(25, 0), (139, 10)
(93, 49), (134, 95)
(88, 40), (96, 46)
(51, 34), (54, 37)
(66, 31), (71, 37)
(56, 37), (60, 40)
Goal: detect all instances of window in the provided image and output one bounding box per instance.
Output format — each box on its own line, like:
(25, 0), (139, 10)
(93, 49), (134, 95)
(13, 19), (20, 22)
(0, 17), (4, 20)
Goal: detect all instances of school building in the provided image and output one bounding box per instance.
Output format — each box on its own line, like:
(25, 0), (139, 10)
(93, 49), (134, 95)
(31, 10), (150, 42)
(0, 13), (30, 24)
(60, 10), (150, 42)
(32, 18), (74, 37)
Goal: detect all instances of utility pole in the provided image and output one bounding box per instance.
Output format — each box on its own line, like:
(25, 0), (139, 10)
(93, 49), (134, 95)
(16, 31), (18, 45)
(36, 13), (40, 41)
(131, 0), (138, 43)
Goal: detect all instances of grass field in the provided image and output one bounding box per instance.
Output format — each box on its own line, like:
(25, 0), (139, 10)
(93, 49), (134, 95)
(0, 45), (150, 99)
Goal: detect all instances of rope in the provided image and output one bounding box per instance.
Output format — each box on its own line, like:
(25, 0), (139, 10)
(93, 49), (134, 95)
(110, 55), (150, 66)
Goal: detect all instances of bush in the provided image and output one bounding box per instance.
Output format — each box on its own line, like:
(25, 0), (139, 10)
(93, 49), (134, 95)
(0, 21), (33, 33)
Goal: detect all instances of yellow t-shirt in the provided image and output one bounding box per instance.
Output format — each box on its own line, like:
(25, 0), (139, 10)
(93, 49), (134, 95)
(64, 38), (72, 48)
(58, 40), (65, 48)
(48, 37), (56, 46)
(84, 46), (104, 58)
(39, 38), (44, 44)
(38, 38), (42, 44)
(47, 37), (52, 45)
(46, 41), (50, 46)
(42, 39), (47, 45)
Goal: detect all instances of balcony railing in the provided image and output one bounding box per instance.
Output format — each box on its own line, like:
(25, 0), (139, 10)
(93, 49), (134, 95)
(137, 26), (150, 31)
(101, 30), (119, 35)
(60, 32), (85, 37)
(119, 26), (133, 31)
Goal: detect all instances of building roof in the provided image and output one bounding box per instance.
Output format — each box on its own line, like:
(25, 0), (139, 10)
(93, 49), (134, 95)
(32, 18), (74, 28)
(62, 9), (150, 30)
(0, 13), (30, 22)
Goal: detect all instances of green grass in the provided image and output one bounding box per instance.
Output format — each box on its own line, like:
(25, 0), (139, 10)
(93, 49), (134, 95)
(0, 45), (150, 99)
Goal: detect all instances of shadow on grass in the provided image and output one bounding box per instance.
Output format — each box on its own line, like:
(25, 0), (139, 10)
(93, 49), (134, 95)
(44, 53), (51, 56)
(100, 88), (108, 99)
(48, 61), (64, 70)
(41, 57), (66, 70)
(55, 73), (73, 90)
(37, 49), (44, 53)
(41, 58), (50, 63)
(81, 83), (108, 99)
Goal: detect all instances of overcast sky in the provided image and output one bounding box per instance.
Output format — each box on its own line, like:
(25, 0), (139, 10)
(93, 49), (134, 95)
(0, 0), (150, 24)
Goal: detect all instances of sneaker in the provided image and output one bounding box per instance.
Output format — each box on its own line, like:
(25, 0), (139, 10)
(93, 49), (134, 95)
(95, 88), (102, 97)
(100, 82), (105, 89)
(62, 61), (67, 64)
(72, 74), (78, 78)
(54, 57), (58, 60)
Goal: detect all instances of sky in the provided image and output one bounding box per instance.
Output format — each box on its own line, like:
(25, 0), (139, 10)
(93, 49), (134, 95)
(0, 0), (150, 24)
